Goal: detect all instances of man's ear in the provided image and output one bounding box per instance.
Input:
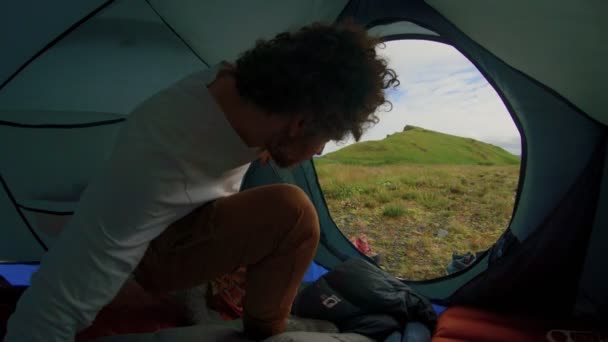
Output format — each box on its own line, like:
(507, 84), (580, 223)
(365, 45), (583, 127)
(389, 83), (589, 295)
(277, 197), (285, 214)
(288, 116), (307, 138)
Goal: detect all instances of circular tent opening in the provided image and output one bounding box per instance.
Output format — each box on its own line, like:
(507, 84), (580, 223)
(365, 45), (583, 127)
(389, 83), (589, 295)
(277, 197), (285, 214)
(315, 40), (521, 281)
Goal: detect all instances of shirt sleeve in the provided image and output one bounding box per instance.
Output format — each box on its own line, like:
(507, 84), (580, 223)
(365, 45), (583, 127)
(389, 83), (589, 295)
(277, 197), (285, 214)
(4, 126), (192, 341)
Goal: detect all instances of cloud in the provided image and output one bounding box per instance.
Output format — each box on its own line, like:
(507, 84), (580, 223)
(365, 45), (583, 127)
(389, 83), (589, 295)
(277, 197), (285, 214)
(325, 40), (521, 156)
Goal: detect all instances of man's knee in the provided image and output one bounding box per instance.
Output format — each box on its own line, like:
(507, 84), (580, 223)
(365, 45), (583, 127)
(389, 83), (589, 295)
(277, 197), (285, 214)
(265, 184), (320, 242)
(263, 184), (312, 213)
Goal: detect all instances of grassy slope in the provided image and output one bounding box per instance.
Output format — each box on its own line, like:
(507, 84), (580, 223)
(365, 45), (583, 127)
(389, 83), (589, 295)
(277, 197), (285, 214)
(314, 126), (520, 280)
(318, 126), (520, 166)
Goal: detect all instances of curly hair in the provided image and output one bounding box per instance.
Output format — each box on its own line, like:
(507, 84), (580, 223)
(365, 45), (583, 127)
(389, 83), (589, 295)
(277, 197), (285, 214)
(234, 21), (399, 141)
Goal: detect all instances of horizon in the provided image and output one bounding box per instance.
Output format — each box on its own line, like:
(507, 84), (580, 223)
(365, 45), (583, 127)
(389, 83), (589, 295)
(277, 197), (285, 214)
(318, 125), (521, 159)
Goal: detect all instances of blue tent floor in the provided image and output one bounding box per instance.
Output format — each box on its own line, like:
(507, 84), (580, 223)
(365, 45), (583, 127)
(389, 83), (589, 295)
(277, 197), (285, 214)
(0, 262), (448, 315)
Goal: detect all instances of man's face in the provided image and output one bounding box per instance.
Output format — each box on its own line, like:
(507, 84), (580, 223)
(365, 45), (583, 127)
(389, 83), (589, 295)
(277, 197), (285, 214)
(265, 129), (328, 168)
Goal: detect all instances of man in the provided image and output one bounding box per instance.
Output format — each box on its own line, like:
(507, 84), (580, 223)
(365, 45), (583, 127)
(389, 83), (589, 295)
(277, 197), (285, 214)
(6, 21), (398, 341)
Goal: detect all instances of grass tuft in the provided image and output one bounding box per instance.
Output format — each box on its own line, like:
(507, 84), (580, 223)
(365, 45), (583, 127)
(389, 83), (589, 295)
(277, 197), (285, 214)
(383, 205), (406, 217)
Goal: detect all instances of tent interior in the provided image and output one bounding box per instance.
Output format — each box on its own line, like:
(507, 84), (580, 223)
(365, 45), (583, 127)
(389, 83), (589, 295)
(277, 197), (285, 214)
(1, 0), (607, 341)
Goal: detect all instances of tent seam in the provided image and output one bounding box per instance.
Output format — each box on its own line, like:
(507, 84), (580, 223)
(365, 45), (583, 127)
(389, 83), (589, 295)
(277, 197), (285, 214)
(144, 0), (210, 69)
(0, 118), (125, 129)
(0, 0), (116, 92)
(0, 173), (48, 252)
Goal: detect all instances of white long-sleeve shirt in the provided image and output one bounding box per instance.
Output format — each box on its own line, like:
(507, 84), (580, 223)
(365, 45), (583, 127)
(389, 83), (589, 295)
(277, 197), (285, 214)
(5, 65), (259, 341)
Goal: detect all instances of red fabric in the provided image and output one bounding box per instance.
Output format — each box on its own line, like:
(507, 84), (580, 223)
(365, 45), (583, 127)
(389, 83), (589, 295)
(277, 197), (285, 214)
(0, 281), (185, 342)
(432, 306), (608, 342)
(349, 234), (374, 256)
(207, 266), (247, 320)
(76, 280), (186, 341)
(75, 304), (183, 341)
(433, 306), (542, 342)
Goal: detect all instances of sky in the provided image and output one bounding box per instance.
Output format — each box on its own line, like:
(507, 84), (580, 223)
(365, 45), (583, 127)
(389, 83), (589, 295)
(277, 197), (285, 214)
(323, 40), (522, 156)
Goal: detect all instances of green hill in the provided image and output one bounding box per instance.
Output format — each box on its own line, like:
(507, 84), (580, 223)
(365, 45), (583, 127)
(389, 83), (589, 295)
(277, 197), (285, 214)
(318, 126), (520, 166)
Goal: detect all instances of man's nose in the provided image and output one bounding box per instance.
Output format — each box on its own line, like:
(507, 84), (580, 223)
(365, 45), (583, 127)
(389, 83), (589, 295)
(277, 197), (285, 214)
(316, 144), (326, 156)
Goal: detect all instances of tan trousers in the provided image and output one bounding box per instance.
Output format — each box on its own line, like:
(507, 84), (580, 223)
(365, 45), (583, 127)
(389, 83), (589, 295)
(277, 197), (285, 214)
(133, 184), (320, 338)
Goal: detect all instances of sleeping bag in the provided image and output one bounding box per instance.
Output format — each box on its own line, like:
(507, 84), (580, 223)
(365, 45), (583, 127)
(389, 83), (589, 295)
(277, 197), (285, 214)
(292, 259), (436, 340)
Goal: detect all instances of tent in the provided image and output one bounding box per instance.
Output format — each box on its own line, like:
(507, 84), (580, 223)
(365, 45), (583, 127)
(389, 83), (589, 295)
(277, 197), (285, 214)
(1, 0), (607, 335)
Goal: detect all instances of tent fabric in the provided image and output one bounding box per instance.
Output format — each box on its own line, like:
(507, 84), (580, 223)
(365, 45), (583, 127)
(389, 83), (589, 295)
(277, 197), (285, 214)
(0, 264), (39, 286)
(427, 0), (608, 125)
(0, 0), (104, 87)
(3, 1), (605, 122)
(148, 0), (348, 67)
(0, 114), (125, 260)
(302, 261), (329, 283)
(1, 0), (608, 335)
(368, 21), (439, 38)
(574, 142), (608, 320)
(0, 1), (206, 116)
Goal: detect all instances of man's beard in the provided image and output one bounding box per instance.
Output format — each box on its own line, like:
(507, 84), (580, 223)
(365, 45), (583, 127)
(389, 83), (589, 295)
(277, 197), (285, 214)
(266, 134), (299, 168)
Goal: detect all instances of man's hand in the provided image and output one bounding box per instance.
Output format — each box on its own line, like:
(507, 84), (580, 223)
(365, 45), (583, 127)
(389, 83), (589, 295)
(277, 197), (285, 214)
(258, 150), (273, 166)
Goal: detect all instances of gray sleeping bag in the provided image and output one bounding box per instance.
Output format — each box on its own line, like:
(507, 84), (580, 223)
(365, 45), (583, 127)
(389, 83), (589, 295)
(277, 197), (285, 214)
(96, 325), (375, 342)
